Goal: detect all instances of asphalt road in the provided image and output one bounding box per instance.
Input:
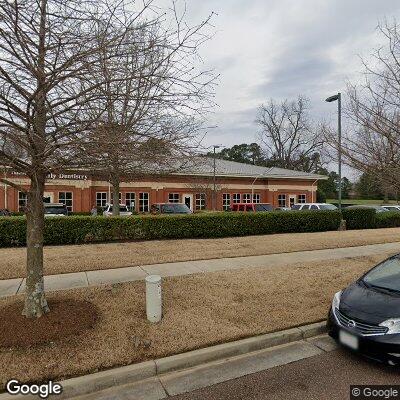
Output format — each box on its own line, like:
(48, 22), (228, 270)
(170, 349), (400, 400)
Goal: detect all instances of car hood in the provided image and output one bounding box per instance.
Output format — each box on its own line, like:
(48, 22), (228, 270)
(340, 282), (400, 324)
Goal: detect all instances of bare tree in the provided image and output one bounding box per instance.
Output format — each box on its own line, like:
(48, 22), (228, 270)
(85, 7), (216, 215)
(0, 0), (154, 317)
(324, 20), (400, 193)
(256, 96), (323, 172)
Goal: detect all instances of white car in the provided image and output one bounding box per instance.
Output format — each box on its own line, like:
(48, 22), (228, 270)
(102, 204), (133, 217)
(291, 203), (338, 211)
(382, 205), (400, 212)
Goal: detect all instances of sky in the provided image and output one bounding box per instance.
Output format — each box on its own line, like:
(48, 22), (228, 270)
(181, 0), (400, 153)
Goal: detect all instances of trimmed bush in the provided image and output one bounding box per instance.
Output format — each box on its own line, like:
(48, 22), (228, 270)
(70, 212), (91, 216)
(0, 210), (342, 247)
(376, 212), (400, 228)
(341, 208), (376, 230)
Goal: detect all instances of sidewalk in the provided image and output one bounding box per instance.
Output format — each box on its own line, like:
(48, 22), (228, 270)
(1, 241), (399, 298)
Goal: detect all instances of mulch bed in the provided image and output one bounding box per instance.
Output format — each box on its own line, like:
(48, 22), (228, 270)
(0, 299), (98, 348)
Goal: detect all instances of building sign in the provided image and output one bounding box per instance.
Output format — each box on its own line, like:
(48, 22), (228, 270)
(10, 171), (88, 180)
(47, 173), (88, 181)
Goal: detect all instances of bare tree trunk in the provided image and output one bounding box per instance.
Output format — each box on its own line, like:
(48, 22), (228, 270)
(111, 174), (120, 216)
(22, 173), (49, 318)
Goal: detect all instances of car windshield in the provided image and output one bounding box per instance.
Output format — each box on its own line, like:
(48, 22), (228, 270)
(363, 257), (400, 292)
(319, 204), (337, 210)
(44, 206), (66, 214)
(108, 206), (129, 212)
(171, 204), (190, 213)
(254, 204), (272, 211)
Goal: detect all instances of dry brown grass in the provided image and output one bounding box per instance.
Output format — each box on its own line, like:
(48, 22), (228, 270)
(0, 251), (392, 388)
(1, 227), (400, 279)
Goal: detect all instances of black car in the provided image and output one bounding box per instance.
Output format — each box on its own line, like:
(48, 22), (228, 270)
(327, 254), (400, 365)
(151, 203), (192, 214)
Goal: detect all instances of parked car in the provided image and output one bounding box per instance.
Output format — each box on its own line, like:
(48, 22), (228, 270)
(345, 205), (389, 213)
(102, 204), (133, 217)
(274, 207), (292, 211)
(44, 203), (68, 217)
(291, 203), (337, 211)
(382, 205), (400, 212)
(0, 209), (11, 216)
(151, 203), (192, 214)
(327, 253), (400, 365)
(231, 203), (273, 212)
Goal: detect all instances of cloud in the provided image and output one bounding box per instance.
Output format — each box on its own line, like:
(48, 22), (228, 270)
(184, 0), (400, 147)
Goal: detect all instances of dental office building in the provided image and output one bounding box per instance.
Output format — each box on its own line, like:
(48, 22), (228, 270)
(0, 158), (326, 213)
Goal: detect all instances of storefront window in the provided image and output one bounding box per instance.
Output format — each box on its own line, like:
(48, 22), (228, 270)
(139, 192), (149, 212)
(222, 193), (231, 211)
(58, 191), (73, 212)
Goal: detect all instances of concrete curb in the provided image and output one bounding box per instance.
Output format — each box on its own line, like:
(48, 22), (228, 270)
(0, 321), (326, 400)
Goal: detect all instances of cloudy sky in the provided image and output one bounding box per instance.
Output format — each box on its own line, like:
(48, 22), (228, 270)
(182, 0), (400, 149)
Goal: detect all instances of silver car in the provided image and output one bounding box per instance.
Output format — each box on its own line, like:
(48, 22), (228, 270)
(291, 203), (338, 211)
(103, 204), (133, 217)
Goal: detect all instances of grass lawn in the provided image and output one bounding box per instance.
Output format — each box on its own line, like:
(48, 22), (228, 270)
(327, 199), (399, 205)
(0, 251), (395, 388)
(1, 227), (400, 280)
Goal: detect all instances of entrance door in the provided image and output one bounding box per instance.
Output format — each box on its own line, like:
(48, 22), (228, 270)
(183, 194), (193, 211)
(289, 195), (296, 208)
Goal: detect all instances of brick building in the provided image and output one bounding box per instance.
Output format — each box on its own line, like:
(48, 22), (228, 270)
(0, 159), (326, 213)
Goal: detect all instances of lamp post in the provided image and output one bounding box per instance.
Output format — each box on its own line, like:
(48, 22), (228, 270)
(325, 93), (342, 210)
(212, 145), (222, 211)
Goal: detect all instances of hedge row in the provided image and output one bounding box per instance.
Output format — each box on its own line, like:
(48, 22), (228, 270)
(341, 208), (377, 230)
(0, 210), (342, 247)
(376, 212), (400, 228)
(342, 208), (400, 230)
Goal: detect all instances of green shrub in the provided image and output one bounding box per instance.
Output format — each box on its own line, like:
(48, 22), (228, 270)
(341, 208), (376, 230)
(0, 210), (342, 247)
(376, 212), (400, 228)
(70, 212), (91, 216)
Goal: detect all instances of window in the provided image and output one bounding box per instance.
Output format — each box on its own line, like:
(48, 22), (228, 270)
(243, 193), (252, 203)
(168, 193), (180, 203)
(253, 193), (260, 203)
(301, 205), (310, 210)
(310, 205), (318, 210)
(222, 193), (231, 211)
(96, 192), (108, 207)
(58, 191), (73, 212)
(233, 193), (241, 204)
(111, 192), (122, 204)
(278, 194), (286, 207)
(298, 194), (306, 204)
(125, 192), (136, 211)
(18, 191), (27, 212)
(195, 193), (206, 210)
(139, 192), (149, 212)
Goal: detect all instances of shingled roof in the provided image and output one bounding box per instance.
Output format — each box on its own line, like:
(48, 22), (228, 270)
(173, 158), (326, 180)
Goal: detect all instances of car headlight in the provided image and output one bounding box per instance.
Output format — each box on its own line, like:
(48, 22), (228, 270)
(379, 319), (400, 334)
(332, 290), (342, 310)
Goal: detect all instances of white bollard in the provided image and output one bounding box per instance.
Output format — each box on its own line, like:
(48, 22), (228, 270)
(145, 275), (162, 323)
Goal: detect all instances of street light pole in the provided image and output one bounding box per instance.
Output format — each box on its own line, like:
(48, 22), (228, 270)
(212, 145), (221, 211)
(325, 92), (342, 210)
(337, 93), (342, 211)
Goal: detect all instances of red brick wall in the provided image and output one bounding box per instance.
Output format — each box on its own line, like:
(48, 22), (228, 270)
(0, 174), (317, 213)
